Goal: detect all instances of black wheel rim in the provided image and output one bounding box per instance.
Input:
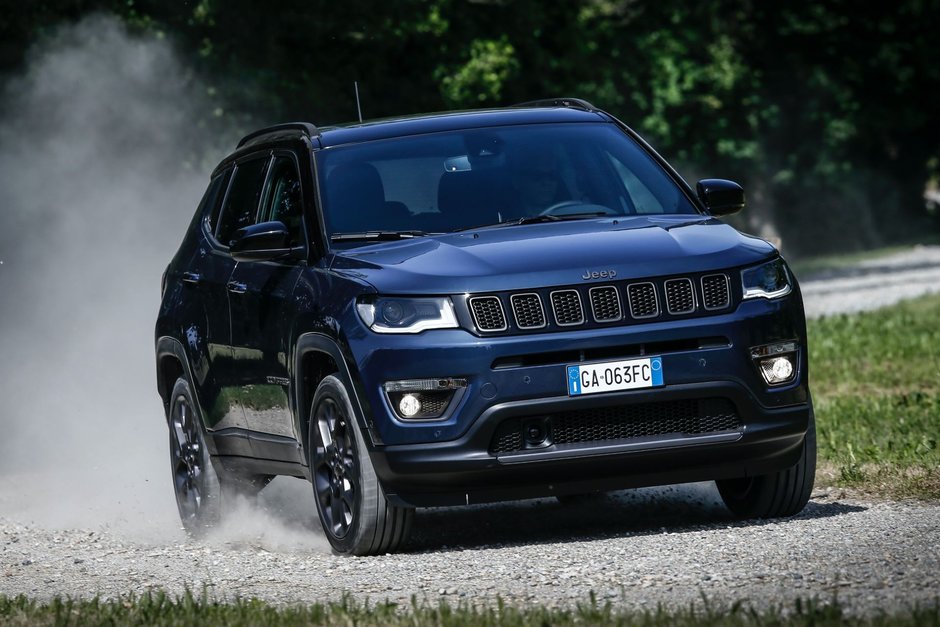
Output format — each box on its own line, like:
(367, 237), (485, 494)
(312, 397), (358, 539)
(170, 392), (206, 522)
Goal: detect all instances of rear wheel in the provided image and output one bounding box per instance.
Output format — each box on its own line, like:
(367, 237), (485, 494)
(168, 377), (221, 536)
(309, 375), (413, 555)
(167, 377), (267, 536)
(717, 406), (817, 519)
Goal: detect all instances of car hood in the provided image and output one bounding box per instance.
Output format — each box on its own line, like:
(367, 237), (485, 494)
(329, 215), (776, 294)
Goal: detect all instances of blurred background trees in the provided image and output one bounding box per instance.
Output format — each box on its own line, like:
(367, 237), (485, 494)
(2, 0), (937, 257)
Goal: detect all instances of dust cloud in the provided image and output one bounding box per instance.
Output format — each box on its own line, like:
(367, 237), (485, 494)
(0, 14), (323, 551)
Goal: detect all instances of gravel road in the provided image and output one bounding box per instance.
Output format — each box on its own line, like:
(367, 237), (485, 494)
(800, 244), (940, 319)
(2, 246), (939, 616)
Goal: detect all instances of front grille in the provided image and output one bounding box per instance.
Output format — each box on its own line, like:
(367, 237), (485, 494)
(590, 286), (622, 322)
(664, 278), (695, 315)
(627, 282), (659, 319)
(489, 398), (741, 454)
(551, 290), (584, 326)
(469, 296), (507, 331)
(510, 293), (546, 329)
(467, 272), (732, 333)
(702, 274), (731, 310)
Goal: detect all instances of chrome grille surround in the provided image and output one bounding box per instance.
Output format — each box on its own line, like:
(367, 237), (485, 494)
(550, 289), (585, 326)
(627, 282), (659, 319)
(701, 274), (731, 310)
(466, 272), (732, 333)
(589, 286), (622, 322)
(510, 293), (546, 329)
(469, 296), (507, 332)
(664, 278), (696, 315)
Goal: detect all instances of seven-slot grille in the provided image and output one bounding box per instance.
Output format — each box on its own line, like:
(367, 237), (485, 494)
(471, 272), (732, 333)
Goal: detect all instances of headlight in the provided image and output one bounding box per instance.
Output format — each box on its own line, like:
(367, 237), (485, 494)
(356, 296), (458, 334)
(741, 258), (792, 300)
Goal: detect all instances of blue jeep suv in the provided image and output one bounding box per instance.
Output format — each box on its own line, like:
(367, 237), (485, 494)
(155, 98), (815, 555)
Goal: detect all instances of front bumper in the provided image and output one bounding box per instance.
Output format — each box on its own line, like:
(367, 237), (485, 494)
(345, 294), (810, 506)
(371, 381), (810, 507)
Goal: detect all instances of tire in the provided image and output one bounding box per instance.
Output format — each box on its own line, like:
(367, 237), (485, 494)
(167, 377), (222, 537)
(308, 375), (413, 555)
(167, 377), (268, 537)
(716, 404), (817, 519)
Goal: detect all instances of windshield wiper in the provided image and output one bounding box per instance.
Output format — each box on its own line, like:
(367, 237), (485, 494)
(330, 230), (434, 242)
(453, 211), (610, 232)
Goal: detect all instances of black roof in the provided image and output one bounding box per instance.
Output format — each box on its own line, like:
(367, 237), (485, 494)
(234, 101), (612, 153)
(317, 106), (609, 148)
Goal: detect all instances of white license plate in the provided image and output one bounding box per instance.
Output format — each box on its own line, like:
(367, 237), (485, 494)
(567, 357), (664, 396)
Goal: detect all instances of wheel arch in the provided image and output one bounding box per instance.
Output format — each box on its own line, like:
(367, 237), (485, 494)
(155, 336), (198, 421)
(294, 333), (381, 462)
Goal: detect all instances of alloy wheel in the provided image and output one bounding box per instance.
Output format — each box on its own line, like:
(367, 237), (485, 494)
(170, 392), (206, 522)
(312, 396), (358, 539)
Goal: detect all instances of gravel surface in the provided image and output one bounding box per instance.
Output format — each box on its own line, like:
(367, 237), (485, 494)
(799, 244), (940, 318)
(2, 245), (939, 616)
(1, 482), (938, 616)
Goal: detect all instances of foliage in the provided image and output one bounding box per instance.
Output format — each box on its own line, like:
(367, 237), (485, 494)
(809, 293), (940, 498)
(1, 1), (938, 256)
(0, 590), (938, 626)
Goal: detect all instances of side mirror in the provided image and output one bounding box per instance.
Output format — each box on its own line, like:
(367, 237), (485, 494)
(696, 179), (745, 216)
(229, 221), (296, 261)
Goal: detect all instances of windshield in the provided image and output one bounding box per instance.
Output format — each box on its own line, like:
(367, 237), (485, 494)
(316, 122), (698, 242)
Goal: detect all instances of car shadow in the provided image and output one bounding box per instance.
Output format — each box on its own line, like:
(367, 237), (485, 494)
(403, 483), (867, 554)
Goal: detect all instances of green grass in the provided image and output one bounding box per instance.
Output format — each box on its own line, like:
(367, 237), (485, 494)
(808, 293), (940, 498)
(0, 592), (937, 627)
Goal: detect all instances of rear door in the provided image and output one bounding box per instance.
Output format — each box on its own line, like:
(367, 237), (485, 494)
(194, 155), (269, 455)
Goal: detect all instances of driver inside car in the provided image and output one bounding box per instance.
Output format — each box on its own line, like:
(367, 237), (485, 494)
(508, 149), (569, 216)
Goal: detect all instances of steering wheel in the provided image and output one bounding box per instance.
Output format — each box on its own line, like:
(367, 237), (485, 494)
(538, 201), (619, 217)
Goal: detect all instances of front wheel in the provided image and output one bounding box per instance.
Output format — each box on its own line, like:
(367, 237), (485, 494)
(309, 375), (413, 555)
(716, 407), (817, 519)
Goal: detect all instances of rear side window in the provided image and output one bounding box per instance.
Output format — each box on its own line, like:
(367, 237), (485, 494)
(215, 157), (269, 246)
(202, 169), (231, 235)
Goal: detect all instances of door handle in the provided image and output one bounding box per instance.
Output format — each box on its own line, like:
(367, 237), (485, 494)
(227, 280), (247, 294)
(181, 272), (201, 285)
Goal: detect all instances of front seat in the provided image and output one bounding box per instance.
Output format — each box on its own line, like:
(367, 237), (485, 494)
(326, 163), (410, 232)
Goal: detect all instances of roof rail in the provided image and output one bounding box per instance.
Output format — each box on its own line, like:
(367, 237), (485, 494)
(236, 122), (320, 149)
(512, 97), (598, 111)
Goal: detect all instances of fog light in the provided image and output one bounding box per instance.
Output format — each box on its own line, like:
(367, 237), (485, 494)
(399, 394), (421, 417)
(384, 377), (468, 421)
(759, 355), (796, 385)
(771, 357), (793, 380)
(751, 340), (799, 386)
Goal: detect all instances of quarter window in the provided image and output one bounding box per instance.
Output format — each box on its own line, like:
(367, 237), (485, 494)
(202, 169), (231, 235)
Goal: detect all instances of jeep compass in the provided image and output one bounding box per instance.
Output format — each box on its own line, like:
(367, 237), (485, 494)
(155, 98), (815, 555)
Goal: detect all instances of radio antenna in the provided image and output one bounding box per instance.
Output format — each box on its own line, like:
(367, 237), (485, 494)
(354, 81), (363, 123)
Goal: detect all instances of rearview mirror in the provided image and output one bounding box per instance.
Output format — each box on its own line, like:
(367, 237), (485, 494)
(229, 221), (297, 261)
(696, 179), (745, 216)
